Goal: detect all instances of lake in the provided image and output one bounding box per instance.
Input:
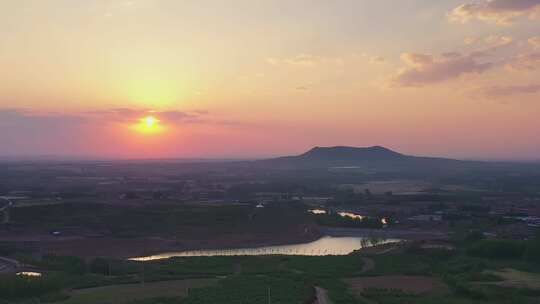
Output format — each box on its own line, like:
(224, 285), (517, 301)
(131, 236), (398, 261)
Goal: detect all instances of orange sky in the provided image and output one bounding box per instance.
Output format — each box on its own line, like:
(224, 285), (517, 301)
(1, 1), (539, 160)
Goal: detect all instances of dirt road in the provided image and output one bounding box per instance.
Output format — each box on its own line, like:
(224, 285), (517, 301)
(360, 257), (375, 273)
(0, 256), (19, 274)
(313, 286), (331, 304)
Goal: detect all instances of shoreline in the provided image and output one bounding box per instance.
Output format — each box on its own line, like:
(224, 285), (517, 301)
(0, 227), (447, 259)
(0, 228), (323, 259)
(321, 227), (449, 240)
(130, 228), (447, 260)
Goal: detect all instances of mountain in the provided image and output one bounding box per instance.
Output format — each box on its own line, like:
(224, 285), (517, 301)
(296, 146), (405, 161)
(258, 146), (476, 173)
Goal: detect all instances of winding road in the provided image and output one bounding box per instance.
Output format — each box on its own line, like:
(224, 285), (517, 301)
(0, 256), (20, 274)
(313, 256), (376, 304)
(313, 286), (331, 304)
(360, 257), (375, 273)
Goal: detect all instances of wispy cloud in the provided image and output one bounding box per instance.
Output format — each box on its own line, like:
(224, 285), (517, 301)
(507, 51), (540, 70)
(0, 108), (213, 132)
(464, 35), (513, 48)
(476, 83), (540, 97)
(484, 35), (513, 47)
(387, 36), (517, 87)
(0, 109), (86, 127)
(266, 54), (320, 67)
(388, 52), (499, 87)
(449, 0), (540, 25)
(0, 108), (256, 134)
(368, 56), (386, 64)
(86, 108), (205, 124)
(266, 54), (343, 68)
(284, 54), (321, 67)
(529, 36), (540, 49)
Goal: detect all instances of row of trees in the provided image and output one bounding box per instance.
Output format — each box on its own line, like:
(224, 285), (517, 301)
(311, 213), (385, 229)
(467, 232), (540, 263)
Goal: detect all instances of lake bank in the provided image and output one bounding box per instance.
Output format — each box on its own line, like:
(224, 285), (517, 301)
(130, 236), (400, 261)
(1, 226), (446, 259)
(322, 227), (448, 240)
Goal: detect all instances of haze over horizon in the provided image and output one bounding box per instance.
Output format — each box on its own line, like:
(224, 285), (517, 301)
(1, 0), (540, 160)
(1, 145), (538, 164)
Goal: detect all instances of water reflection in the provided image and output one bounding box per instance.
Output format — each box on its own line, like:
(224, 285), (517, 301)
(309, 209), (365, 220)
(338, 212), (364, 220)
(16, 272), (42, 277)
(131, 236), (398, 261)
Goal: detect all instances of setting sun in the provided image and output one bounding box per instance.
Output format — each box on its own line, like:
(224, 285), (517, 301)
(144, 116), (157, 128)
(133, 116), (163, 134)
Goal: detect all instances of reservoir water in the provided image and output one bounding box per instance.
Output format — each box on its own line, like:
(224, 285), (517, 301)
(131, 236), (398, 261)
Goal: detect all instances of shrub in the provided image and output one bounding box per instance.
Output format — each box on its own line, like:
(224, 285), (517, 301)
(467, 240), (526, 260)
(0, 274), (64, 300)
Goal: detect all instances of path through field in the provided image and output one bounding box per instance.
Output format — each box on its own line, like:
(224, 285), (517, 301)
(313, 286), (331, 304)
(0, 256), (19, 273)
(360, 257), (375, 273)
(312, 256), (374, 304)
(62, 278), (217, 304)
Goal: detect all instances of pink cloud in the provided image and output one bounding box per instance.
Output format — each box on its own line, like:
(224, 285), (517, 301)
(529, 36), (540, 49)
(449, 0), (540, 25)
(265, 54), (343, 68)
(84, 108), (205, 124)
(389, 52), (497, 87)
(478, 83), (540, 97)
(508, 51), (540, 70)
(388, 37), (517, 88)
(368, 56), (386, 64)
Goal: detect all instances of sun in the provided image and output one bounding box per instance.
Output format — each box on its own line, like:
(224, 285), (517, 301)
(144, 116), (157, 128)
(133, 115), (163, 134)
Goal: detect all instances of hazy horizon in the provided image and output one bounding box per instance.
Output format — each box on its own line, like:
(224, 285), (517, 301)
(1, 0), (539, 160)
(1, 145), (539, 163)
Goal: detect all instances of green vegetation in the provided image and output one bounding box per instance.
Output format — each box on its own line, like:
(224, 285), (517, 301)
(61, 279), (216, 304)
(10, 202), (312, 238)
(467, 240), (526, 260)
(182, 275), (313, 304)
(459, 232), (540, 265)
(0, 273), (65, 302)
(3, 232), (540, 304)
(358, 234), (540, 304)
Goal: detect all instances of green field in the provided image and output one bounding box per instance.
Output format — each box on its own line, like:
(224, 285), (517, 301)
(2, 232), (540, 304)
(62, 279), (216, 304)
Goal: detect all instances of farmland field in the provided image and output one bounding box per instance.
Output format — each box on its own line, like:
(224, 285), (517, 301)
(62, 279), (217, 304)
(345, 275), (448, 295)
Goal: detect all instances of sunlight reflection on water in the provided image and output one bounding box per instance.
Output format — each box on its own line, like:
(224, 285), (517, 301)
(130, 236), (399, 261)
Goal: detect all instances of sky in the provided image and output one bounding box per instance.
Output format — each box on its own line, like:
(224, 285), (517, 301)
(1, 0), (539, 160)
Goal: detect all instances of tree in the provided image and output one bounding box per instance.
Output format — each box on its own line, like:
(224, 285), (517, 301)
(525, 232), (540, 263)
